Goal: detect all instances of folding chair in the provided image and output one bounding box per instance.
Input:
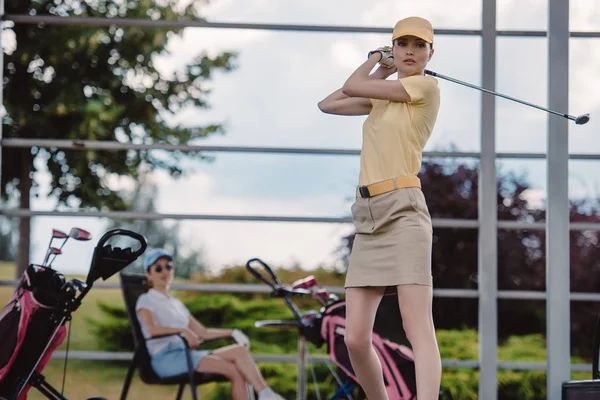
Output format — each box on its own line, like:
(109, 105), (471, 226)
(118, 273), (228, 400)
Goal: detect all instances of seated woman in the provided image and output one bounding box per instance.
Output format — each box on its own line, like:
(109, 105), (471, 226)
(136, 248), (285, 400)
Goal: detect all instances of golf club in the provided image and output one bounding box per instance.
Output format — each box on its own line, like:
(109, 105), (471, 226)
(46, 247), (63, 267)
(58, 227), (92, 252)
(42, 229), (68, 266)
(424, 69), (590, 125)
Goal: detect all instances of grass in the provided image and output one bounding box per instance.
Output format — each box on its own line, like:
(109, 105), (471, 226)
(23, 360), (226, 400)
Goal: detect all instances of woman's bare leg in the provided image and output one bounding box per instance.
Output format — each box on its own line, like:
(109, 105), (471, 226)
(211, 344), (269, 393)
(397, 284), (441, 400)
(196, 354), (249, 400)
(344, 286), (388, 400)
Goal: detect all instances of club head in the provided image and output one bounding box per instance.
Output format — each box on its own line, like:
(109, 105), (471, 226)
(49, 247), (62, 255)
(69, 227), (92, 241)
(52, 229), (68, 239)
(575, 114), (590, 125)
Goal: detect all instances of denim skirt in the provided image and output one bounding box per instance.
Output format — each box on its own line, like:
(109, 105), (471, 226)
(151, 341), (211, 378)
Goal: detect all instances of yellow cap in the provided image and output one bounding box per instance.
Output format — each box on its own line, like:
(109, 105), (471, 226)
(392, 17), (434, 43)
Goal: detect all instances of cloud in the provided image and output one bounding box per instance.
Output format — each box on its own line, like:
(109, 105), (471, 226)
(361, 0), (482, 29)
(331, 40), (365, 71)
(520, 188), (545, 209)
(496, 0), (547, 30)
(570, 0), (600, 31)
(151, 170), (355, 271)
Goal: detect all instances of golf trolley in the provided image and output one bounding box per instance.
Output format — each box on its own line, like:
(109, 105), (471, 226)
(0, 228), (147, 400)
(245, 258), (418, 400)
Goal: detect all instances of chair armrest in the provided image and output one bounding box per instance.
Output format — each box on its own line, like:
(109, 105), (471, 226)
(146, 332), (237, 350)
(146, 333), (189, 346)
(201, 336), (236, 345)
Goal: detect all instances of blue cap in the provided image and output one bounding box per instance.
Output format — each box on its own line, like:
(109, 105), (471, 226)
(144, 248), (173, 272)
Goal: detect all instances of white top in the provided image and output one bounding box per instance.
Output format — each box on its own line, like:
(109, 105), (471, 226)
(136, 289), (191, 355)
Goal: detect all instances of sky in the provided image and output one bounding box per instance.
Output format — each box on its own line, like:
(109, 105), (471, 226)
(12, 0), (600, 276)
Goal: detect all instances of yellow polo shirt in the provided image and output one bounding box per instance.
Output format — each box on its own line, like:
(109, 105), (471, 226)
(358, 75), (440, 186)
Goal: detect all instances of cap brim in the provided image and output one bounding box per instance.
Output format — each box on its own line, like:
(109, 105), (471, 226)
(144, 252), (173, 271)
(392, 31), (433, 43)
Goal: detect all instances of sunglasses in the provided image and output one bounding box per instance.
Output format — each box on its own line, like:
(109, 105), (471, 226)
(152, 264), (174, 273)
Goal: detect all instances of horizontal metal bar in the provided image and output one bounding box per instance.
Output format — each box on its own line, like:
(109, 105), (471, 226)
(570, 32), (600, 38)
(0, 209), (357, 223)
(497, 291), (600, 302)
(0, 280), (475, 298)
(49, 350), (338, 364)
(6, 15), (600, 39)
(433, 289), (479, 298)
(2, 279), (600, 301)
(0, 138), (476, 158)
(2, 139), (600, 161)
(498, 221), (600, 231)
(47, 351), (592, 371)
(4, 14), (480, 36)
(0, 209), (599, 232)
(1, 138), (364, 156)
(495, 361), (591, 372)
(498, 31), (600, 38)
(497, 152), (600, 161)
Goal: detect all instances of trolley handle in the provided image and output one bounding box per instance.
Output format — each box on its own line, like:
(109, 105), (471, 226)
(245, 258), (312, 298)
(96, 228), (147, 258)
(245, 258), (282, 289)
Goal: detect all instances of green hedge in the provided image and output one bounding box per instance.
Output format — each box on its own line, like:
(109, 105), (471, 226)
(89, 292), (591, 400)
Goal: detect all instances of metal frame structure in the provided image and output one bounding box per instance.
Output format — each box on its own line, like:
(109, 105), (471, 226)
(0, 1), (598, 399)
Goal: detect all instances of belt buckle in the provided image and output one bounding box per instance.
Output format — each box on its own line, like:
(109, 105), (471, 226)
(358, 186), (371, 198)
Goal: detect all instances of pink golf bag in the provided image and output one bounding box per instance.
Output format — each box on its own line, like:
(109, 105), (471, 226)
(318, 301), (417, 399)
(246, 258), (418, 400)
(0, 265), (69, 399)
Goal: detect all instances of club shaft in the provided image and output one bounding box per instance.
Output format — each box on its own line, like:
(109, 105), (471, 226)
(426, 70), (575, 121)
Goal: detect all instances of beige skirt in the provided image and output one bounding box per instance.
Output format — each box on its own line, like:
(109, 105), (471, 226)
(345, 186), (433, 292)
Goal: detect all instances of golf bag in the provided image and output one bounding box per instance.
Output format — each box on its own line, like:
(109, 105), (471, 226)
(246, 258), (417, 400)
(0, 228), (147, 400)
(318, 301), (417, 399)
(0, 265), (71, 400)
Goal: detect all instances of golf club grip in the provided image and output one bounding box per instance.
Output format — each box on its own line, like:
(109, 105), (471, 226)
(97, 229), (148, 257)
(245, 258), (280, 288)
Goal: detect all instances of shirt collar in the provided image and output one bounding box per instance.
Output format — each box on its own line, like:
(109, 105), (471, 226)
(148, 288), (172, 299)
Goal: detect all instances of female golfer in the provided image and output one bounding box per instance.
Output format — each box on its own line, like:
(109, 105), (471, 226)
(318, 16), (442, 400)
(136, 248), (285, 400)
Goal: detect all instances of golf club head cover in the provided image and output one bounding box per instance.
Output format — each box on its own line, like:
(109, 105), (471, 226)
(368, 46), (394, 68)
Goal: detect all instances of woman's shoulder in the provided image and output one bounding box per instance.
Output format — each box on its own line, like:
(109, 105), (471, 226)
(136, 291), (153, 309)
(402, 75), (439, 89)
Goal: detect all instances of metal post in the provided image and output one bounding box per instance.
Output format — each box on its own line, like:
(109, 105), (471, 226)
(0, 0), (4, 201)
(478, 0), (498, 398)
(547, 0), (571, 398)
(297, 334), (307, 400)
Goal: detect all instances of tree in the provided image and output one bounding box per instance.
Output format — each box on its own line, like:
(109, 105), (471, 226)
(2, 0), (237, 277)
(337, 159), (600, 358)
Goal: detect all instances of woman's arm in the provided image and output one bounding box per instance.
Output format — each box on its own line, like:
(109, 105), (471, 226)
(342, 53), (411, 102)
(317, 64), (396, 116)
(317, 88), (371, 116)
(188, 315), (233, 341)
(137, 308), (200, 347)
